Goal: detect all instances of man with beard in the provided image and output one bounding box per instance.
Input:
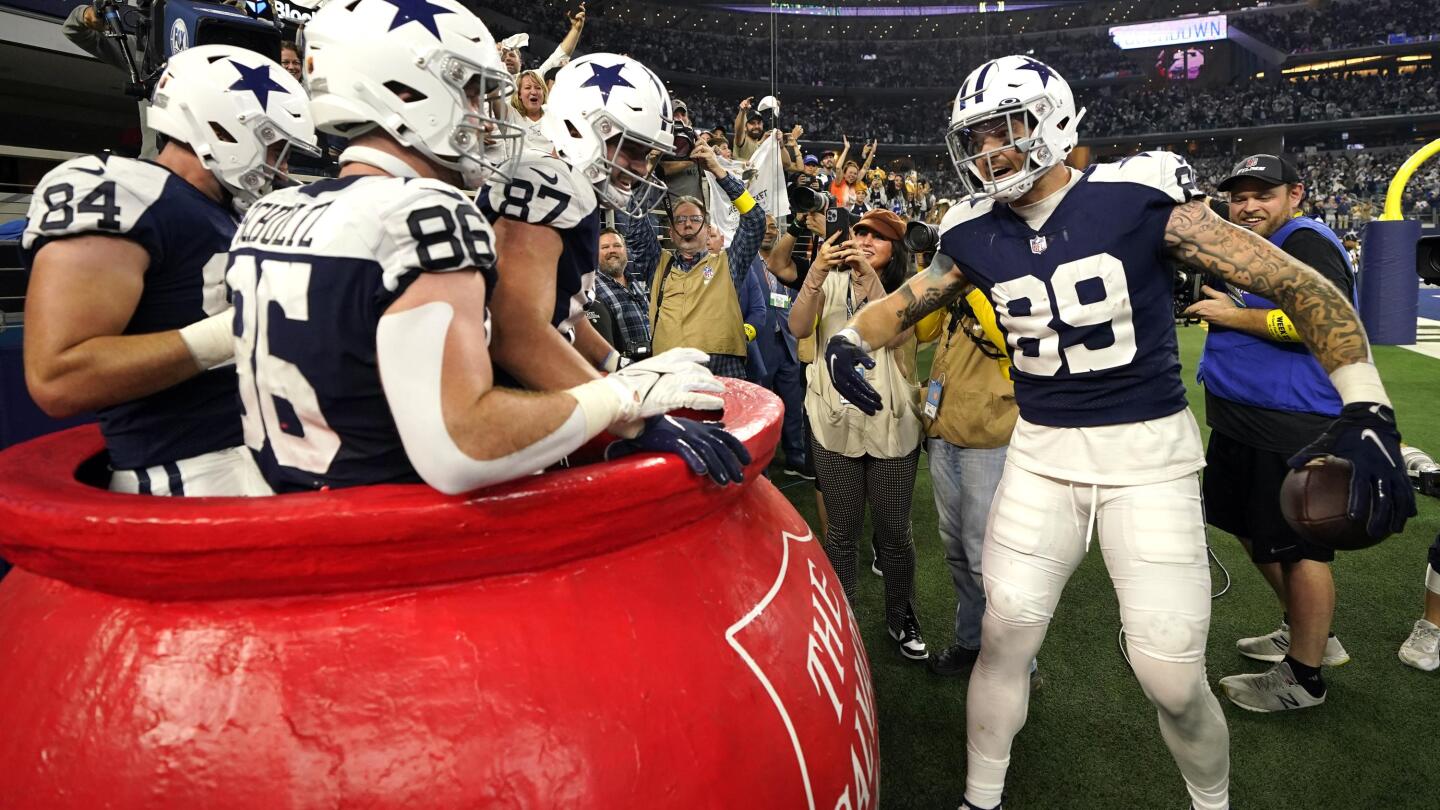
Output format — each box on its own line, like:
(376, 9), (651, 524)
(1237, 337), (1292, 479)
(1184, 154), (1359, 712)
(593, 227), (651, 359)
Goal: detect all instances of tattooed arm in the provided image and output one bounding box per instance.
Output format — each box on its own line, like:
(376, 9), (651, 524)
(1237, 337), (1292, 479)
(1164, 200), (1388, 404)
(844, 251), (970, 351)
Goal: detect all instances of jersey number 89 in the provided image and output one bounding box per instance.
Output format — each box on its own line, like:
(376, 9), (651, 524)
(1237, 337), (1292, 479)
(992, 252), (1138, 376)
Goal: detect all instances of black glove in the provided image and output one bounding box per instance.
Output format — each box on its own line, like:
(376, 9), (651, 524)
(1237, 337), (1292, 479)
(605, 415), (752, 486)
(824, 332), (883, 415)
(1289, 402), (1417, 541)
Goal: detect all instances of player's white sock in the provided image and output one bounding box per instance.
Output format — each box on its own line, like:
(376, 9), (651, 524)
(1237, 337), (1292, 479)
(965, 614), (1047, 807)
(1425, 563), (1440, 597)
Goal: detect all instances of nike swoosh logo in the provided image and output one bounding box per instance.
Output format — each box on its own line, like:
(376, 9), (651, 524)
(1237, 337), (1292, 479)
(533, 169), (559, 185)
(1360, 429), (1397, 466)
(72, 165), (106, 176)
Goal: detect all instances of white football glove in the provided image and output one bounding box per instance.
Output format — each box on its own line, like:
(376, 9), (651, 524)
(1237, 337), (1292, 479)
(603, 347), (726, 425)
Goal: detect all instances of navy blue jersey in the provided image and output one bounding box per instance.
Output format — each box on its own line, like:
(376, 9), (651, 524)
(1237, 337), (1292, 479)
(938, 152), (1201, 428)
(22, 155), (242, 469)
(225, 175), (497, 493)
(478, 152), (601, 345)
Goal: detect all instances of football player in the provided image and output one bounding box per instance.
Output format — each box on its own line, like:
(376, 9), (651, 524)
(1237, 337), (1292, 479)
(823, 55), (1415, 810)
(478, 53), (749, 476)
(23, 45), (316, 496)
(225, 0), (743, 496)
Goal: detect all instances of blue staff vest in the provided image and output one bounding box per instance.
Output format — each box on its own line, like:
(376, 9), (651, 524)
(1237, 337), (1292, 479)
(1196, 216), (1356, 417)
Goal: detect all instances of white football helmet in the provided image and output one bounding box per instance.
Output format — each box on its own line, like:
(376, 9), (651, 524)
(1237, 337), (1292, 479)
(945, 55), (1086, 204)
(541, 54), (676, 213)
(303, 0), (522, 188)
(147, 44), (318, 209)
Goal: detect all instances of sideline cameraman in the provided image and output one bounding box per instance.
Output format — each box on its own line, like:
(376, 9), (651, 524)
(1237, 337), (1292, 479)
(624, 139), (766, 380)
(64, 1), (157, 157)
(1185, 155), (1358, 713)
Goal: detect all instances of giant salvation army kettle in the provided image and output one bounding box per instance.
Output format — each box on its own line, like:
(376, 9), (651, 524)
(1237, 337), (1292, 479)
(0, 382), (878, 809)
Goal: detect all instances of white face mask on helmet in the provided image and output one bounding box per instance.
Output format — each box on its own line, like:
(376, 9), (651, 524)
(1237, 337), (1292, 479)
(147, 44), (318, 210)
(540, 54), (676, 214)
(303, 0), (522, 189)
(945, 55), (1086, 204)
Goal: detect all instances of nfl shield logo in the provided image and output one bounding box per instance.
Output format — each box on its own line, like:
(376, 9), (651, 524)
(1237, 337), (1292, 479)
(1030, 235), (1047, 255)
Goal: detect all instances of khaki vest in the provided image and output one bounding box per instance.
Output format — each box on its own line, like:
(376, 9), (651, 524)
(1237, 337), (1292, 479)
(925, 310), (1018, 449)
(804, 270), (922, 459)
(648, 251), (748, 359)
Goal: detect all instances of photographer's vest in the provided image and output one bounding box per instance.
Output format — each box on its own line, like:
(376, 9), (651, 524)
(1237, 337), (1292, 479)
(804, 270), (922, 459)
(1196, 216), (1355, 417)
(925, 295), (1019, 450)
(648, 250), (748, 359)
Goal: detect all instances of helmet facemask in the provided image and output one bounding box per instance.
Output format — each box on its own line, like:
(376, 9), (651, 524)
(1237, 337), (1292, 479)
(433, 53), (524, 188)
(584, 113), (670, 215)
(947, 93), (1068, 204)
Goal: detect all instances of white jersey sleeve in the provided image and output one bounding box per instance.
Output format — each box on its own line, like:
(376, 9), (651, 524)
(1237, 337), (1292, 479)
(22, 155), (171, 254)
(375, 177), (498, 295)
(480, 151), (596, 230)
(1087, 151), (1203, 205)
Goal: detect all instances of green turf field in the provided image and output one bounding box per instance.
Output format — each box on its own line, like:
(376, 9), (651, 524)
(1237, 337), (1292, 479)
(769, 326), (1440, 809)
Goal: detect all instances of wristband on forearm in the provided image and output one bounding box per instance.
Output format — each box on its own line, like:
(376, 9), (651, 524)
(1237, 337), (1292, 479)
(1265, 309), (1301, 343)
(734, 191), (757, 215)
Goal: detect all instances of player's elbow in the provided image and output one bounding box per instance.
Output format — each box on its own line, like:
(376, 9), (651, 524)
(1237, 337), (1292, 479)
(25, 373), (88, 419)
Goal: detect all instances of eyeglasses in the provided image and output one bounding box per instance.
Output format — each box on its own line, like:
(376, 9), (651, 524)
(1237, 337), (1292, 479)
(672, 215), (705, 225)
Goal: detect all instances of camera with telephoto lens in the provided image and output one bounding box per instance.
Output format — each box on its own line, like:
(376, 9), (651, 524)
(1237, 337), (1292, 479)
(670, 122), (696, 160)
(904, 221), (940, 254)
(788, 184), (831, 214)
(1172, 265), (1212, 324)
(1417, 235), (1440, 284)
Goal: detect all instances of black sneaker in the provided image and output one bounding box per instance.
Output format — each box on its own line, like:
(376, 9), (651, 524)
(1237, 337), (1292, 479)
(929, 643), (979, 676)
(888, 605), (928, 660)
(783, 461), (815, 480)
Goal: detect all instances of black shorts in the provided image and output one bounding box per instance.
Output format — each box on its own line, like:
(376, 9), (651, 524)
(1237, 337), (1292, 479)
(1202, 430), (1335, 565)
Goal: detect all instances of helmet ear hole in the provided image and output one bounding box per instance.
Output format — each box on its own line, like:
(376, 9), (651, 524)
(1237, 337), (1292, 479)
(384, 81), (427, 103)
(1057, 116), (1071, 130)
(209, 122), (238, 144)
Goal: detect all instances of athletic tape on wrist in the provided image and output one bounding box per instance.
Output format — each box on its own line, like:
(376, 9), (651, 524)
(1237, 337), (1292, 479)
(179, 310), (236, 370)
(568, 377), (627, 437)
(1329, 362), (1391, 407)
(836, 327), (872, 353)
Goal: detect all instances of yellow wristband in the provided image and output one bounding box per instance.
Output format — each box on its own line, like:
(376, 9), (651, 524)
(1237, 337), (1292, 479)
(734, 191), (757, 215)
(1266, 309), (1300, 342)
(744, 323), (757, 342)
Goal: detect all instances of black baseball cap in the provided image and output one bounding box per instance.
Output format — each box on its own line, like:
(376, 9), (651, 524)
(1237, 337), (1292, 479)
(1217, 154), (1301, 192)
(746, 111), (763, 122)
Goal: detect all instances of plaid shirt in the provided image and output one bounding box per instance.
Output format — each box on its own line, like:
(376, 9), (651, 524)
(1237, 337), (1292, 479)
(594, 271), (651, 353)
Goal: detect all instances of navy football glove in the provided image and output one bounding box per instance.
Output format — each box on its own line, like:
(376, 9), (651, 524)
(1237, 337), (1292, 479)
(1289, 402), (1417, 541)
(605, 415), (752, 486)
(824, 330), (883, 415)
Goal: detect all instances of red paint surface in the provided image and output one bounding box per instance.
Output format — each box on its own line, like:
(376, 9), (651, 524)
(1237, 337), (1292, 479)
(0, 382), (879, 809)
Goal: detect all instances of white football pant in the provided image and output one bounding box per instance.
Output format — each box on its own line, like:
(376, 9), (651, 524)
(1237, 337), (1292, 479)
(964, 462), (1229, 810)
(108, 445), (273, 497)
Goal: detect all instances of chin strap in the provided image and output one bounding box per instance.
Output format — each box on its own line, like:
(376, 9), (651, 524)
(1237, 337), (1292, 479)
(339, 145), (421, 179)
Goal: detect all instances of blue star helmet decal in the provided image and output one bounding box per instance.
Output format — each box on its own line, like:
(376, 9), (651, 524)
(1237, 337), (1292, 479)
(1016, 58), (1055, 87)
(228, 60), (288, 110)
(380, 0), (454, 39)
(580, 61), (635, 105)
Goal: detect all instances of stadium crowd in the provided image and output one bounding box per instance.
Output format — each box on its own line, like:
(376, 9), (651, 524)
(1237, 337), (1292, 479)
(480, 0), (1440, 89)
(1234, 0), (1440, 53)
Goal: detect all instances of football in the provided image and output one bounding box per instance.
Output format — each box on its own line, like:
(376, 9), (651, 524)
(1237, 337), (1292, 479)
(1280, 456), (1377, 551)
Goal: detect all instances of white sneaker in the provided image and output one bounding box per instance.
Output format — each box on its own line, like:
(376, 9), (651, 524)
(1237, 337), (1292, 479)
(1220, 661), (1326, 713)
(1399, 619), (1440, 672)
(1236, 622), (1350, 666)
